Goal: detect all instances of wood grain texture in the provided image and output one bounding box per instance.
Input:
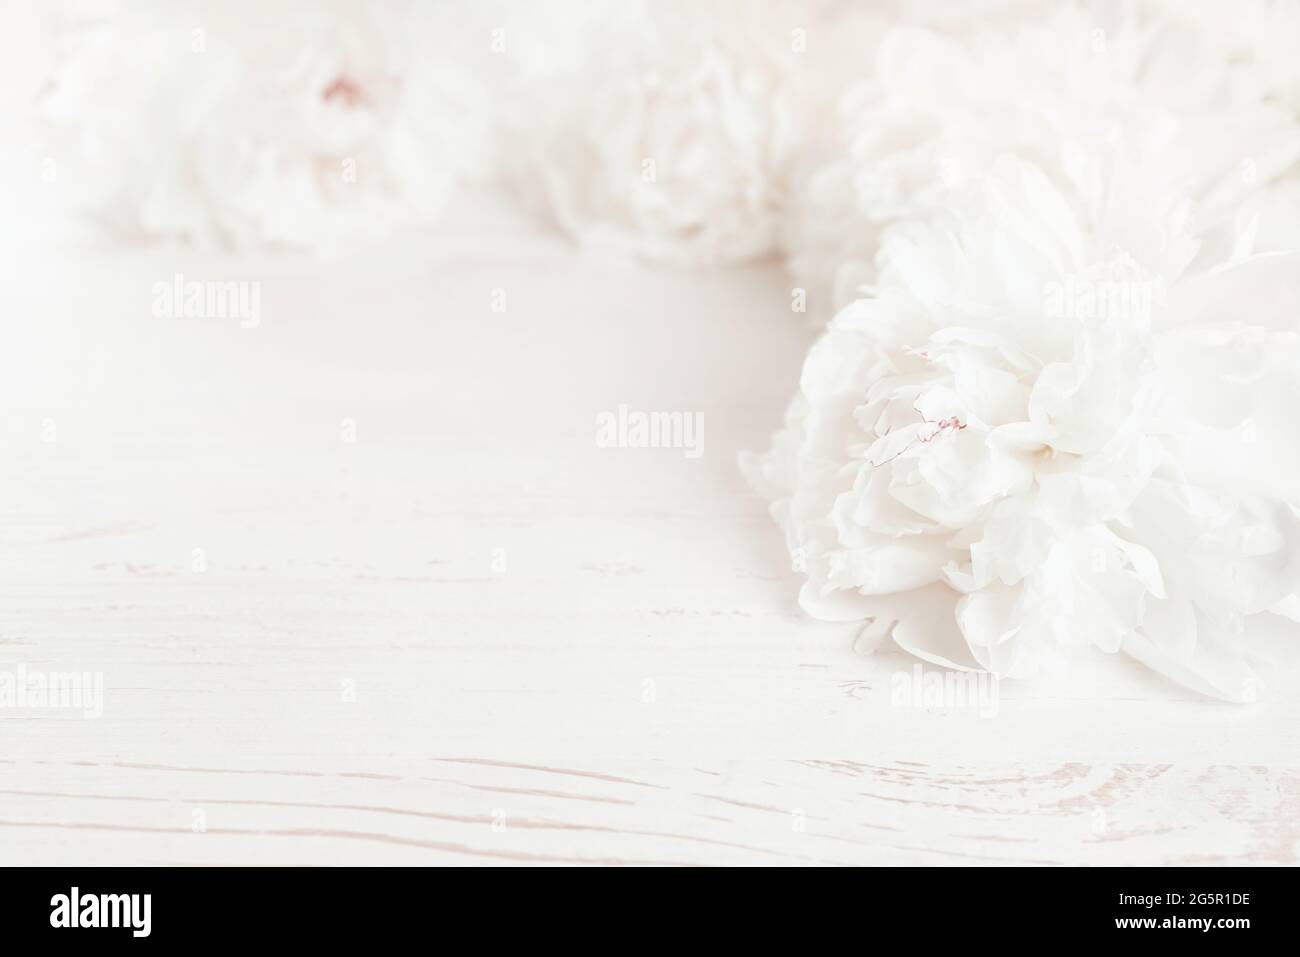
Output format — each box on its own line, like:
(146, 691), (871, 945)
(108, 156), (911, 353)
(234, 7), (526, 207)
(2, 191), (1297, 866)
(2, 759), (1296, 866)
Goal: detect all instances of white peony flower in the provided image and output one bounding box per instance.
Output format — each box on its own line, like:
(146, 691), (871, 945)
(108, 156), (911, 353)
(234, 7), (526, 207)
(783, 2), (1300, 315)
(745, 156), (1300, 701)
(501, 0), (839, 266)
(39, 0), (493, 251)
(1176, 0), (1300, 255)
(1177, 0), (1300, 116)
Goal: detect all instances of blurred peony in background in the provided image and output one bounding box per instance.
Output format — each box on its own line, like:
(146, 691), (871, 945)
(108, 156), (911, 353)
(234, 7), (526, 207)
(23, 2), (1300, 282)
(34, 0), (497, 251)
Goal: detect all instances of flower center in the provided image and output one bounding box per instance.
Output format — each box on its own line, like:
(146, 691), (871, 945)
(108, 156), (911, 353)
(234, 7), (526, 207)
(322, 74), (367, 108)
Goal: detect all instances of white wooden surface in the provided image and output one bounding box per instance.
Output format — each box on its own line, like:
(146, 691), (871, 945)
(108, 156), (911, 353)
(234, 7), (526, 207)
(2, 191), (1298, 866)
